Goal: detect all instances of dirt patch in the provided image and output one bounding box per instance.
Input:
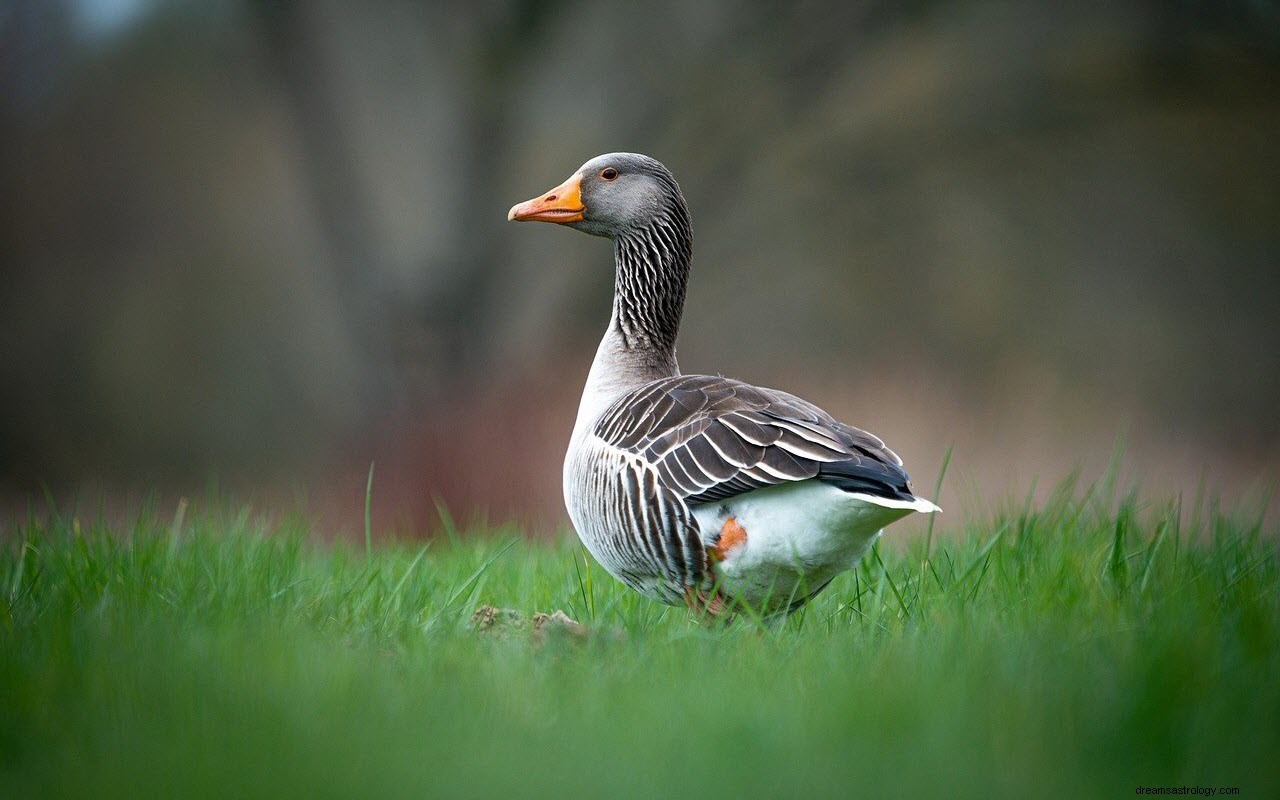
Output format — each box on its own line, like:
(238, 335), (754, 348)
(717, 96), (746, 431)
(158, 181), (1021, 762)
(469, 605), (588, 643)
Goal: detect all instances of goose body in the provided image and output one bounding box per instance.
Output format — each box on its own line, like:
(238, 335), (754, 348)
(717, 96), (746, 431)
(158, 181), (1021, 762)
(510, 153), (937, 617)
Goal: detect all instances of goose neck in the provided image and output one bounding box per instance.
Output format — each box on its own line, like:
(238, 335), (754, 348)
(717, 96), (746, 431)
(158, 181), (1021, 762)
(573, 218), (692, 435)
(610, 217), (691, 357)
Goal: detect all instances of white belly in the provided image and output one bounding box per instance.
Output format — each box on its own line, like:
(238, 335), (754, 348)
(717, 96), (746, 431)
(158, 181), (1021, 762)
(690, 480), (937, 615)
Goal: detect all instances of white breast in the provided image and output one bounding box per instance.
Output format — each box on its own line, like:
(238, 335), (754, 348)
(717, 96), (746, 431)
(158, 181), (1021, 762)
(690, 480), (938, 614)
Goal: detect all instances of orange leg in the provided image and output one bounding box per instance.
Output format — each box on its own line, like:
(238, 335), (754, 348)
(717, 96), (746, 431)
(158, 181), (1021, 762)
(683, 585), (732, 625)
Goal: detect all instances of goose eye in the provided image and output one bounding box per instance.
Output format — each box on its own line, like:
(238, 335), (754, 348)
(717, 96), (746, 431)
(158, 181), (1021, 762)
(599, 167), (619, 181)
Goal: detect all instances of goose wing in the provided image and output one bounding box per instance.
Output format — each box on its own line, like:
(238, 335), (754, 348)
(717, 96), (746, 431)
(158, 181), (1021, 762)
(593, 374), (917, 508)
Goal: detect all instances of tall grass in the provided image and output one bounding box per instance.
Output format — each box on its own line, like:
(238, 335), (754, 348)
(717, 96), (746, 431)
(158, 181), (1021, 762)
(1, 481), (1276, 799)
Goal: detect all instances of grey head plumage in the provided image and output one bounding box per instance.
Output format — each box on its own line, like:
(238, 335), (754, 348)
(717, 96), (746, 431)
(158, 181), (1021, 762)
(508, 152), (690, 240)
(571, 153), (690, 239)
(509, 153), (693, 353)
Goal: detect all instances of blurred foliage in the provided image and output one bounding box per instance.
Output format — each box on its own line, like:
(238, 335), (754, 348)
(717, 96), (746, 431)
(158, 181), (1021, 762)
(1, 1), (1277, 521)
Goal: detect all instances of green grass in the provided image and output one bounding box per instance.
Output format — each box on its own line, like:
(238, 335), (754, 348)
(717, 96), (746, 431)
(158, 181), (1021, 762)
(2, 482), (1277, 799)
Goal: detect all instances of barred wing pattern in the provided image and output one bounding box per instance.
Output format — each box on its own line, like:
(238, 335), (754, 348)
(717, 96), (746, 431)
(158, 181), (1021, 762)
(581, 375), (917, 602)
(595, 375), (916, 506)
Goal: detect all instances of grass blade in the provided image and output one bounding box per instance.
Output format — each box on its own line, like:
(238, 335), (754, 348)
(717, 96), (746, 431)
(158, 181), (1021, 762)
(364, 462), (375, 560)
(923, 443), (953, 561)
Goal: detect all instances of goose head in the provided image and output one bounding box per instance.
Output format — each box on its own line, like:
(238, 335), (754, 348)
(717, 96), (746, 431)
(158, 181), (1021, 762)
(507, 152), (686, 239)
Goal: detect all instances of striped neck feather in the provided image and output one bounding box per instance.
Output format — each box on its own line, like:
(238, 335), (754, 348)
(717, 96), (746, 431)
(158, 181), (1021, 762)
(573, 204), (693, 436)
(611, 202), (692, 359)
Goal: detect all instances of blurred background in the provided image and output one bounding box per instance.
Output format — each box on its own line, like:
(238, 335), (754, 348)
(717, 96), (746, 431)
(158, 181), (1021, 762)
(2, 0), (1278, 537)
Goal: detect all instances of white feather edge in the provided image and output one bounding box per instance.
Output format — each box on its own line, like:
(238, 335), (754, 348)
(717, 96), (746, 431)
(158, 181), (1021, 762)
(843, 492), (942, 514)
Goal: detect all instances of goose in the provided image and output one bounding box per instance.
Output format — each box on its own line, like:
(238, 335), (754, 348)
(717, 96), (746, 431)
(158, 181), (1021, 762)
(508, 153), (938, 619)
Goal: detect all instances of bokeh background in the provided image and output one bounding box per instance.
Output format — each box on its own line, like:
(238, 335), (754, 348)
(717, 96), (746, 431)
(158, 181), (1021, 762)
(3, 0), (1278, 537)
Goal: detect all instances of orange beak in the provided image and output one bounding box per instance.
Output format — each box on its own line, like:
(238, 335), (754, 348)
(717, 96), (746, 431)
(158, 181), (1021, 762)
(507, 173), (584, 224)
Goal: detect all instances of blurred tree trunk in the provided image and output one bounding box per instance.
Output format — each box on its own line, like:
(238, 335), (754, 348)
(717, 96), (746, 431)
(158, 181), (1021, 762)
(422, 1), (566, 389)
(248, 1), (565, 405)
(248, 0), (388, 407)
